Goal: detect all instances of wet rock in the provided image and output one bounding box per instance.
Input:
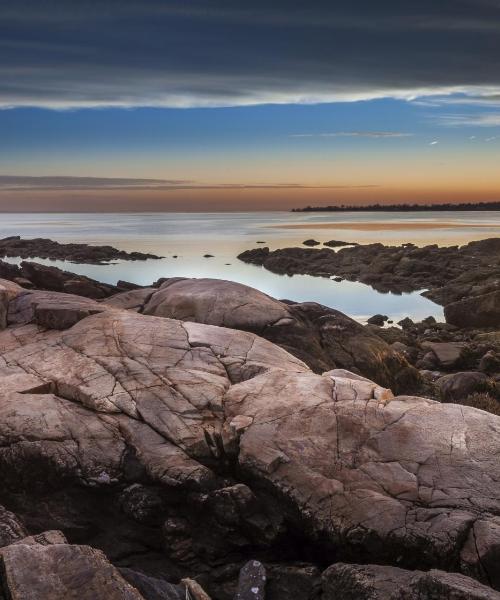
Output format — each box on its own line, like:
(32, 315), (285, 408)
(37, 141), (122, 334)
(234, 560), (266, 600)
(302, 239), (320, 247)
(436, 371), (491, 402)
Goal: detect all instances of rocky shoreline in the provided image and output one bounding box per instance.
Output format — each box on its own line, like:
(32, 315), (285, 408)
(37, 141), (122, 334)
(0, 238), (499, 598)
(238, 238), (500, 329)
(0, 236), (162, 264)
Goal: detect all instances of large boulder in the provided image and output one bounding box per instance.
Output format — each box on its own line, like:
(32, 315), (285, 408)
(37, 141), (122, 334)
(111, 278), (421, 393)
(1, 291), (500, 593)
(445, 290), (500, 328)
(436, 371), (491, 402)
(142, 277), (293, 331)
(223, 369), (500, 580)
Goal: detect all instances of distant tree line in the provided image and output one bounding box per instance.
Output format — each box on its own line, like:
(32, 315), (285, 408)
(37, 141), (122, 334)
(291, 201), (500, 212)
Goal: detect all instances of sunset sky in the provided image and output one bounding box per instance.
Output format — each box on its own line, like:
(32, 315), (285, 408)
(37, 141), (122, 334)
(1, 0), (500, 211)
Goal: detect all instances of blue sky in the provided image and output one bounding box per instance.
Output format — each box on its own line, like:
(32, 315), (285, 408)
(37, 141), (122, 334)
(1, 1), (499, 209)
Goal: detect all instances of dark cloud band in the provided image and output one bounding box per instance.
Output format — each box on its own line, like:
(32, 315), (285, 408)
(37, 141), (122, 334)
(1, 1), (500, 108)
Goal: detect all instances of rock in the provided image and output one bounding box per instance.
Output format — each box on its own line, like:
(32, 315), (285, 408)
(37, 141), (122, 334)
(0, 505), (27, 547)
(302, 239), (320, 247)
(137, 278), (421, 393)
(234, 560), (266, 600)
(119, 568), (185, 600)
(142, 278), (293, 332)
(445, 290), (500, 328)
(367, 314), (388, 326)
(0, 236), (162, 264)
(224, 368), (500, 576)
(0, 259), (22, 281)
(181, 578), (212, 600)
(20, 261), (120, 299)
(460, 518), (500, 589)
(12, 530), (67, 546)
(7, 289), (109, 329)
(3, 282), (500, 594)
(324, 240), (357, 248)
(0, 543), (145, 599)
(416, 351), (438, 370)
(321, 563), (500, 599)
(104, 288), (156, 311)
(398, 317), (415, 330)
(390, 341), (417, 362)
(265, 563), (321, 600)
(479, 350), (500, 374)
(421, 341), (467, 369)
(436, 371), (491, 402)
(237, 239), (500, 312)
(0, 279), (23, 329)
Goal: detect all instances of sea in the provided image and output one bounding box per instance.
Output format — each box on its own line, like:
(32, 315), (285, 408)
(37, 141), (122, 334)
(1, 211), (500, 323)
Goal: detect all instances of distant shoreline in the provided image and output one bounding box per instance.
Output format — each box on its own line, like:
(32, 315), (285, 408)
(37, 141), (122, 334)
(291, 201), (500, 212)
(268, 222), (496, 231)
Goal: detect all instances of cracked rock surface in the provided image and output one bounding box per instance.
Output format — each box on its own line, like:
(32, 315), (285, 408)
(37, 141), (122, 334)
(107, 277), (421, 393)
(1, 279), (500, 598)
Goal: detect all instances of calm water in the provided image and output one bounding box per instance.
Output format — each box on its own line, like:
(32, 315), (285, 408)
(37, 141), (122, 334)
(2, 211), (499, 322)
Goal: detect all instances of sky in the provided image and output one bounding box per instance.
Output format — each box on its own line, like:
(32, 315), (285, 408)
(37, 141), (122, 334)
(1, 0), (500, 211)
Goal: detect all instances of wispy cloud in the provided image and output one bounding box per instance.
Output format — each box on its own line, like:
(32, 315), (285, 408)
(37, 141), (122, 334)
(0, 176), (380, 192)
(429, 140), (439, 145)
(435, 113), (500, 126)
(290, 131), (413, 138)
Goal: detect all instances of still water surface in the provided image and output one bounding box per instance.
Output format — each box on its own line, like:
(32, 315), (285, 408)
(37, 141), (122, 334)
(2, 211), (499, 322)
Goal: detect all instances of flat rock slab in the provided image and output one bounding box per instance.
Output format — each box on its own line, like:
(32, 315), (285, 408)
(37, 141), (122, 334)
(421, 341), (466, 368)
(322, 563), (500, 599)
(0, 543), (145, 599)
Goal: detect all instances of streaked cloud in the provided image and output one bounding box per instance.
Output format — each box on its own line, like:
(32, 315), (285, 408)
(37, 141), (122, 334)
(1, 1), (500, 109)
(436, 113), (500, 126)
(0, 175), (379, 192)
(290, 131), (413, 138)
